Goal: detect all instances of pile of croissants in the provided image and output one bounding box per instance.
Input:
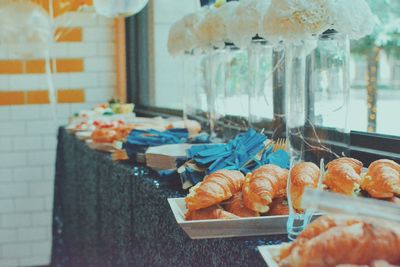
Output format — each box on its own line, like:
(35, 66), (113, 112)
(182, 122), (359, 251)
(277, 215), (400, 267)
(184, 157), (400, 220)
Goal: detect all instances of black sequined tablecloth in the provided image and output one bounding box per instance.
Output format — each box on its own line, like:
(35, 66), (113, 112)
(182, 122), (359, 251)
(51, 127), (288, 267)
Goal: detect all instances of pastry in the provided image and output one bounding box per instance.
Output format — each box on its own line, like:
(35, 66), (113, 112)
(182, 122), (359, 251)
(336, 261), (400, 267)
(185, 169), (245, 211)
(185, 205), (239, 220)
(224, 192), (260, 218)
(290, 162), (320, 211)
(242, 164), (289, 213)
(91, 128), (118, 143)
(278, 216), (400, 267)
(361, 159), (400, 199)
(266, 197), (289, 216)
(279, 216), (359, 261)
(324, 157), (363, 195)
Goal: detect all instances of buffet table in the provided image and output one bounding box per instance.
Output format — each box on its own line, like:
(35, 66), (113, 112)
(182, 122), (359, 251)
(51, 127), (288, 267)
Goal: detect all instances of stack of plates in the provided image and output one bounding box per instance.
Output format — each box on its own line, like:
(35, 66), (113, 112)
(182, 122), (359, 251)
(145, 144), (193, 171)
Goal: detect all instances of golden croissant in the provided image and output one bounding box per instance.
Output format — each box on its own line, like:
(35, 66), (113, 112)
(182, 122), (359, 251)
(266, 197), (289, 216)
(185, 205), (239, 220)
(224, 192), (260, 218)
(290, 162), (320, 211)
(324, 157), (363, 195)
(361, 159), (400, 199)
(336, 261), (400, 267)
(278, 216), (400, 267)
(242, 164), (288, 213)
(185, 169), (245, 211)
(279, 216), (360, 261)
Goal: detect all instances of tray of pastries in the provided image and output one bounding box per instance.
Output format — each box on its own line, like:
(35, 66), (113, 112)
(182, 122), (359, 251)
(258, 215), (400, 267)
(168, 197), (300, 239)
(168, 157), (399, 239)
(168, 165), (321, 239)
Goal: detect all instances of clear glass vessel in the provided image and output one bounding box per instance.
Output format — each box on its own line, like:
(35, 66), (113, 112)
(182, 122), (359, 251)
(285, 32), (351, 240)
(247, 39), (286, 139)
(183, 45), (249, 142)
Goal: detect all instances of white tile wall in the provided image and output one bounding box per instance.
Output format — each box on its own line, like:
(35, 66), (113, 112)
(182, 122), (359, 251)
(0, 10), (116, 267)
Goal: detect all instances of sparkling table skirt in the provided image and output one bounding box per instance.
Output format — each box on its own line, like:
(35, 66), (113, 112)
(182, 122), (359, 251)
(51, 127), (288, 267)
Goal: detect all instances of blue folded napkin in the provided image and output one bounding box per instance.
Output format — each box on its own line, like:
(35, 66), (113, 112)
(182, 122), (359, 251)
(180, 129), (291, 188)
(123, 128), (190, 161)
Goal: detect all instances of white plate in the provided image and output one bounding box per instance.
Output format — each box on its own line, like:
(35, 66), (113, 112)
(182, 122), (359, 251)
(86, 140), (116, 152)
(75, 131), (93, 140)
(258, 244), (284, 267)
(168, 198), (293, 239)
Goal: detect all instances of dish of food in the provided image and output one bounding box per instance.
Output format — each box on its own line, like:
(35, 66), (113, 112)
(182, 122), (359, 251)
(182, 158), (399, 221)
(259, 215), (400, 267)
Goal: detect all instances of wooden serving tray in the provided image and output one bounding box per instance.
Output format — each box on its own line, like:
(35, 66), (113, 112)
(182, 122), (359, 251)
(168, 198), (291, 239)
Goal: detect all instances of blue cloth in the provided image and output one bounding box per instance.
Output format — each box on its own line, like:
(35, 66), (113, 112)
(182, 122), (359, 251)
(123, 128), (189, 161)
(180, 129), (290, 187)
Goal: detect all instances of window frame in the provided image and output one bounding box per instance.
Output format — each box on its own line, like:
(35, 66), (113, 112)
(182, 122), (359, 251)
(125, 6), (400, 165)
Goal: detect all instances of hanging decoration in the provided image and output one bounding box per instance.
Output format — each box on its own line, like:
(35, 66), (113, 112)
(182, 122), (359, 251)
(93, 0), (148, 18)
(0, 0), (51, 58)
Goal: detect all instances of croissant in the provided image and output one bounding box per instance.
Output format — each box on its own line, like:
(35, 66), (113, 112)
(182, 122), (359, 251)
(185, 169), (245, 211)
(266, 197), (289, 216)
(224, 192), (260, 218)
(242, 164), (289, 213)
(390, 197), (400, 206)
(279, 216), (359, 261)
(290, 162), (320, 211)
(91, 128), (118, 143)
(361, 159), (400, 199)
(185, 205), (239, 220)
(324, 157), (363, 195)
(336, 261), (400, 267)
(279, 216), (400, 267)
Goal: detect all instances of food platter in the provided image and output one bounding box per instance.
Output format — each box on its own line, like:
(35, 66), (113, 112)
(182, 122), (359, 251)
(168, 198), (320, 239)
(85, 139), (117, 152)
(258, 245), (283, 267)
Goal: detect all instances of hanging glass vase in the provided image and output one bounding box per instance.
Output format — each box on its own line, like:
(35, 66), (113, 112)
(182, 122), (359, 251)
(182, 50), (213, 138)
(184, 45), (249, 142)
(182, 48), (229, 142)
(285, 31), (351, 240)
(248, 39), (286, 138)
(222, 44), (249, 140)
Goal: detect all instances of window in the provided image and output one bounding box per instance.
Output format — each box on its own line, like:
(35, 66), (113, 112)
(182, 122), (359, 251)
(126, 0), (399, 162)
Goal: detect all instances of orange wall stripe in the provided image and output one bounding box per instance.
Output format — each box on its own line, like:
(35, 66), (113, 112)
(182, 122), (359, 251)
(0, 61), (23, 74)
(31, 0), (93, 17)
(57, 89), (85, 103)
(0, 59), (86, 74)
(0, 91), (25, 105)
(27, 90), (50, 104)
(56, 59), (84, 73)
(0, 89), (85, 105)
(56, 28), (82, 42)
(26, 60), (46, 74)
